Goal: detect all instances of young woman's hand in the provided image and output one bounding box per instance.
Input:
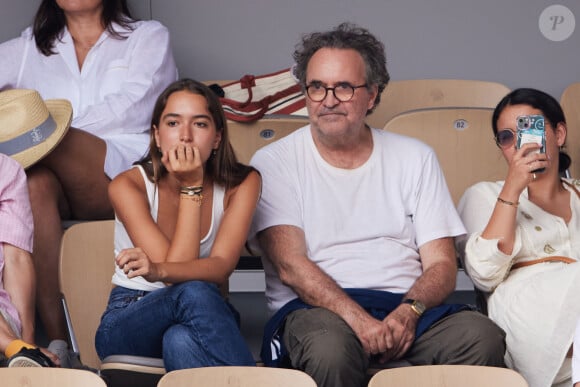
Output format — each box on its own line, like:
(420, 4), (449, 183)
(161, 144), (204, 187)
(503, 142), (548, 195)
(116, 247), (162, 283)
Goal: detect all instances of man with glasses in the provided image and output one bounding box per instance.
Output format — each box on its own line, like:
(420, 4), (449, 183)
(249, 23), (506, 387)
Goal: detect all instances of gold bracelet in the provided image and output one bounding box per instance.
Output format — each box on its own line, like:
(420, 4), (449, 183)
(497, 197), (519, 207)
(180, 193), (203, 206)
(180, 185), (203, 196)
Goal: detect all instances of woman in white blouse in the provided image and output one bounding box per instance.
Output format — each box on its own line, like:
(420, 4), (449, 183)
(457, 88), (580, 387)
(0, 0), (177, 341)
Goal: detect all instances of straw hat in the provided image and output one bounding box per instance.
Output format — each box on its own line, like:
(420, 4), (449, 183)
(0, 89), (72, 169)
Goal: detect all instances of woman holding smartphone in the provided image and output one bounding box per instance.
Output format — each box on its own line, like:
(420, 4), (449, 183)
(95, 79), (258, 370)
(456, 88), (580, 387)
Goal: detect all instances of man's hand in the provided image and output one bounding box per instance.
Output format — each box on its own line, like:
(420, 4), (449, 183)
(378, 304), (418, 362)
(350, 313), (392, 356)
(348, 304), (417, 362)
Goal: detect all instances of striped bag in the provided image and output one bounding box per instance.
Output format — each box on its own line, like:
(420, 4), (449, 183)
(219, 68), (307, 122)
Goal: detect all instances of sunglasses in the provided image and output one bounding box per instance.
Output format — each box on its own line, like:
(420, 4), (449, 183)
(495, 129), (516, 148)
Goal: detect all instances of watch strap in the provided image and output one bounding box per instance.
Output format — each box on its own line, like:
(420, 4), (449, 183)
(401, 298), (425, 316)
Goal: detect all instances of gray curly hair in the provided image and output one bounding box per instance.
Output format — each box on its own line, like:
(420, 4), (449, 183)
(292, 22), (390, 114)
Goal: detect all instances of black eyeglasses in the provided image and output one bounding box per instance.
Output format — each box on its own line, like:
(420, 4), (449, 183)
(305, 82), (368, 102)
(495, 129), (516, 148)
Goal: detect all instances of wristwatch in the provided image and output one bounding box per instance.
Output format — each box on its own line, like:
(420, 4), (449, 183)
(402, 298), (426, 317)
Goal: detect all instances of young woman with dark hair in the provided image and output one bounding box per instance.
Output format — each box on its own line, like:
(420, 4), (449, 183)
(458, 88), (579, 387)
(95, 79), (259, 370)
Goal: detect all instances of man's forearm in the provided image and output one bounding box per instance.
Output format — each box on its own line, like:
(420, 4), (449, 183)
(278, 256), (370, 323)
(405, 260), (457, 308)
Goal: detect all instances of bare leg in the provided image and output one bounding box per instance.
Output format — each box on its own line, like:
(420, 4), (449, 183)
(3, 244), (36, 344)
(0, 248), (35, 354)
(0, 314), (21, 353)
(27, 166), (68, 341)
(40, 128), (113, 220)
(28, 128), (113, 341)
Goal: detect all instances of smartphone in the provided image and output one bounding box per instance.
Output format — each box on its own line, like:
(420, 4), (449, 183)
(516, 114), (545, 172)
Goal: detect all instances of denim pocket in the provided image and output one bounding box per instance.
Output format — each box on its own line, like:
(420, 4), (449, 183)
(104, 287), (147, 313)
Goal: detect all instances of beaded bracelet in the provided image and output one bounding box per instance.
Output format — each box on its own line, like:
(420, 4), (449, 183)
(497, 197), (519, 207)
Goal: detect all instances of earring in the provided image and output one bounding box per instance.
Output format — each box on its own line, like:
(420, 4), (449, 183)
(212, 149), (217, 155)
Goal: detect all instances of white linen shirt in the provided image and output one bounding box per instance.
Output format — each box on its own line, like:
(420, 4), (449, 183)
(457, 179), (580, 292)
(574, 321), (580, 384)
(0, 20), (178, 177)
(457, 179), (580, 387)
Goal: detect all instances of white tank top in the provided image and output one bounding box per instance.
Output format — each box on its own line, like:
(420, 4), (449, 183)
(111, 165), (225, 291)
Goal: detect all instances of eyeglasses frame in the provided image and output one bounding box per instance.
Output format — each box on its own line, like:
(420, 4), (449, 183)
(304, 82), (368, 102)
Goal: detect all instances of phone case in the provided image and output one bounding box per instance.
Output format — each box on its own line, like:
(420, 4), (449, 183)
(516, 114), (546, 154)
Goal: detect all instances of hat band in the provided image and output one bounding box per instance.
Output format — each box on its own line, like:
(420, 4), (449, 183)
(0, 115), (57, 156)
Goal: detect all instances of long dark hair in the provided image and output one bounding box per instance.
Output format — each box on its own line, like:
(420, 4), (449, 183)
(33, 0), (136, 56)
(492, 87), (571, 174)
(140, 78), (255, 190)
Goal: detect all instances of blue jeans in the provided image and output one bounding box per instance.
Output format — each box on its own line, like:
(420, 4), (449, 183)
(95, 281), (255, 371)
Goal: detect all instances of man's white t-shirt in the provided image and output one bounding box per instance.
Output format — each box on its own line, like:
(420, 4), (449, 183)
(250, 126), (465, 313)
